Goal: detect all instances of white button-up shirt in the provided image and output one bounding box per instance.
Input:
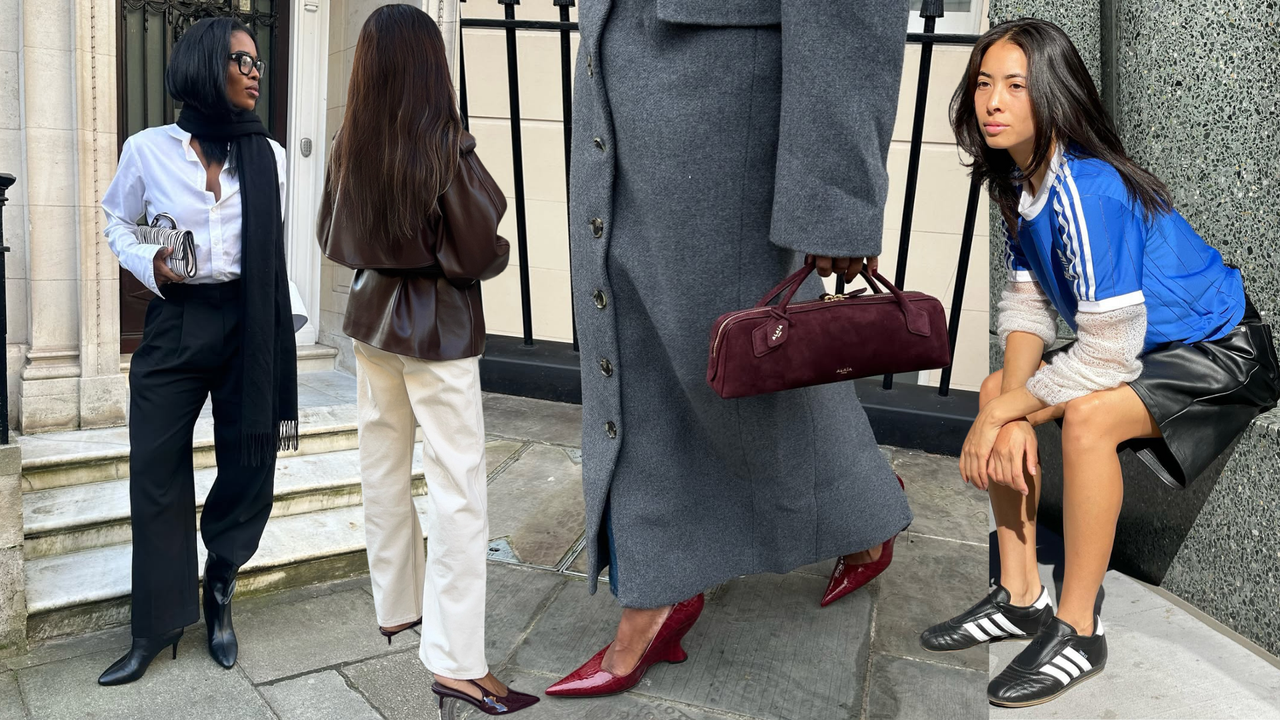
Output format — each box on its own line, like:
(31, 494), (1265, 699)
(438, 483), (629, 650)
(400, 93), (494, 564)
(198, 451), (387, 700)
(103, 124), (287, 297)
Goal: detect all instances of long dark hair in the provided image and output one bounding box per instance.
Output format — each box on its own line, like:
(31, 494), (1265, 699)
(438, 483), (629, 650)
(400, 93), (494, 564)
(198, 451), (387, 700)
(328, 4), (462, 245)
(950, 18), (1171, 233)
(165, 17), (257, 168)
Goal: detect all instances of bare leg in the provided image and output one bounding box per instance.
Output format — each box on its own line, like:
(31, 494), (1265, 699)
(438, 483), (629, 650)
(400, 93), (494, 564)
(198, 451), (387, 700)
(982, 370), (1045, 606)
(600, 606), (673, 675)
(1056, 385), (1160, 635)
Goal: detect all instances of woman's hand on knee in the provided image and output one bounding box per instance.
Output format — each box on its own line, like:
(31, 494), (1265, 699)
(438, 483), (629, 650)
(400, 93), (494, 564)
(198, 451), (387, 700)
(988, 420), (1037, 496)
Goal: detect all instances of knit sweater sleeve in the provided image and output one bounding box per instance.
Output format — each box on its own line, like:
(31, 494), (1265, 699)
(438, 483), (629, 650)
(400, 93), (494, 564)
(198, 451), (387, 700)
(996, 280), (1059, 349)
(1025, 304), (1147, 406)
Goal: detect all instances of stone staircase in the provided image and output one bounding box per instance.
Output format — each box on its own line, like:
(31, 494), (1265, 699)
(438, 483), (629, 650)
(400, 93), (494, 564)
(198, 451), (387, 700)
(17, 370), (434, 643)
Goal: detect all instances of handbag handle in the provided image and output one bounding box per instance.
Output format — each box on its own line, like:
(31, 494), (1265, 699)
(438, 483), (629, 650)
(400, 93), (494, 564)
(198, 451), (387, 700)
(754, 260), (933, 336)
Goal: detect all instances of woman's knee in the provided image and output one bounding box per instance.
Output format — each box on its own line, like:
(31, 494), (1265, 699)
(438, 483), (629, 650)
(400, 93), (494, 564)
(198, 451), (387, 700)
(1061, 393), (1113, 448)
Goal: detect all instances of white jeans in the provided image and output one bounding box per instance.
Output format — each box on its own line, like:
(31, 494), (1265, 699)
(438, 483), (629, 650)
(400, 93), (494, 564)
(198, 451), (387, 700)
(354, 340), (489, 679)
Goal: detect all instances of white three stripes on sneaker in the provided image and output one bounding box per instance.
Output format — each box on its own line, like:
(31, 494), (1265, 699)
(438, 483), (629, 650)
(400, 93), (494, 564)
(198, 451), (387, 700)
(962, 613), (1024, 642)
(1038, 647), (1092, 686)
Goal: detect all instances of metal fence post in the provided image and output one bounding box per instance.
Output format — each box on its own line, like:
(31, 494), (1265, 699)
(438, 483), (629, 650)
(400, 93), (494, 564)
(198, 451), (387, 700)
(884, 0), (945, 391)
(0, 173), (13, 444)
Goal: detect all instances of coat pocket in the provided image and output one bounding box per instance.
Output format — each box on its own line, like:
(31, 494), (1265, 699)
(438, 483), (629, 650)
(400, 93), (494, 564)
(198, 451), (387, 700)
(655, 0), (780, 27)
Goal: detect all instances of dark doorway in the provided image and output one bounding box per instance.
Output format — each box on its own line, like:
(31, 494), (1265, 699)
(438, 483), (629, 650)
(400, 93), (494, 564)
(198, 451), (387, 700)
(116, 0), (291, 353)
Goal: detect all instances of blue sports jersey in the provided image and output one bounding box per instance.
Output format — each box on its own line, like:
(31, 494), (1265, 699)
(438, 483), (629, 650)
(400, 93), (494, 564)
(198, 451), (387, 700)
(1005, 146), (1245, 353)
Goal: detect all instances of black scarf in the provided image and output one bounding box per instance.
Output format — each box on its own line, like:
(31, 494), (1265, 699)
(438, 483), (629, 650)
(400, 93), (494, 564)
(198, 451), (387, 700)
(178, 107), (298, 464)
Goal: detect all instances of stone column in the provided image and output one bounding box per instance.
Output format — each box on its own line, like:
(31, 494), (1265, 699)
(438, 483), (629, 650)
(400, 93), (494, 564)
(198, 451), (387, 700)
(74, 0), (128, 429)
(0, 443), (25, 657)
(19, 0), (85, 433)
(0, 0), (29, 433)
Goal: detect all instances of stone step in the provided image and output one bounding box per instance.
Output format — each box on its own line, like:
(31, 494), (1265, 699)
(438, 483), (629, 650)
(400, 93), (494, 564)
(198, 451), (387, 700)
(19, 371), (361, 492)
(21, 444), (429, 560)
(23, 498), (429, 642)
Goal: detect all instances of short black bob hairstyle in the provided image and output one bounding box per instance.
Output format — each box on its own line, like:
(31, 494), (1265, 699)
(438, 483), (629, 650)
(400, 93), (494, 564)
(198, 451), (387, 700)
(164, 17), (257, 165)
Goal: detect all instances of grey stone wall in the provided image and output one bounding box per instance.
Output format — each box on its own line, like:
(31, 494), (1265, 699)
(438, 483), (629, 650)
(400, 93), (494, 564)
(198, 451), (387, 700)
(1112, 0), (1280, 320)
(0, 444), (25, 657)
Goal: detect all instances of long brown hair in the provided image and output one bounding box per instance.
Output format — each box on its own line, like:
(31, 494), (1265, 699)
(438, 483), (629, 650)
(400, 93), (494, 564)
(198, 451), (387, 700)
(327, 4), (461, 244)
(950, 18), (1171, 234)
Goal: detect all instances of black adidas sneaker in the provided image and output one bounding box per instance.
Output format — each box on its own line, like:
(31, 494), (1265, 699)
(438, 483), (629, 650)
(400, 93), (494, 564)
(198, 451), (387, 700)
(987, 616), (1108, 707)
(920, 585), (1054, 652)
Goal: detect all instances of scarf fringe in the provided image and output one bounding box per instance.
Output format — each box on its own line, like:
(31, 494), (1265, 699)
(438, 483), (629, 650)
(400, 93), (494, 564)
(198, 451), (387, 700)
(241, 420), (301, 466)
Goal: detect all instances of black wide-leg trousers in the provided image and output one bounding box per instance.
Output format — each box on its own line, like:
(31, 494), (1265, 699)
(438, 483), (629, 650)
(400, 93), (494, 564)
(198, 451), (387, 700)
(127, 281), (276, 638)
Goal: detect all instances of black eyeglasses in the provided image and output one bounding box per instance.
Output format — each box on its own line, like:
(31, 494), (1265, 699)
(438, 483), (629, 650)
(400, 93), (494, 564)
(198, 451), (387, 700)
(229, 52), (265, 77)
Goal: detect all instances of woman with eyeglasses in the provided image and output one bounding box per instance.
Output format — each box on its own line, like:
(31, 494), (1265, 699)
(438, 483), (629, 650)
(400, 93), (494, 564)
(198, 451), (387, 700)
(98, 17), (296, 685)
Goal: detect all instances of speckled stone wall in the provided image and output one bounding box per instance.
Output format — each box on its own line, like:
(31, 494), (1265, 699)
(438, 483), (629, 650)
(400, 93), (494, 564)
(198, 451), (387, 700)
(1110, 0), (1280, 655)
(1112, 0), (1280, 321)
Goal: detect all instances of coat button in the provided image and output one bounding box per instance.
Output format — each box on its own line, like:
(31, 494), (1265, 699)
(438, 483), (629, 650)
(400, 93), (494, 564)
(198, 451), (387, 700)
(590, 218), (604, 238)
(593, 290), (607, 309)
(587, 53), (594, 77)
(593, 137), (605, 151)
(600, 358), (613, 377)
(605, 421), (617, 439)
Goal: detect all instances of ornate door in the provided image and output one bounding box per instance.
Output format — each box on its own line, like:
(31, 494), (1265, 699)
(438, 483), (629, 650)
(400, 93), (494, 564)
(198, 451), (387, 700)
(116, 0), (290, 353)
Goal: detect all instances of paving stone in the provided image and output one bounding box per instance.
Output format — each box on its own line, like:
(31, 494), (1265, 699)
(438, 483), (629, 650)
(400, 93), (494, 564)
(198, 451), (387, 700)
(512, 573), (872, 720)
(873, 534), (988, 672)
(867, 654), (986, 720)
(232, 588), (418, 683)
(3, 625), (131, 672)
(485, 440), (524, 477)
(260, 670), (382, 720)
(15, 638), (273, 720)
(486, 445), (585, 568)
(892, 450), (988, 545)
(485, 563), (568, 664)
(482, 394), (582, 448)
(340, 650), (437, 720)
(0, 671), (26, 720)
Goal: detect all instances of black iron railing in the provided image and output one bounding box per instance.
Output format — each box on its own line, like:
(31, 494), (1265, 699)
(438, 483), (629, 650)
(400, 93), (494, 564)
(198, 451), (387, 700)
(464, 0), (984, 442)
(0, 173), (12, 444)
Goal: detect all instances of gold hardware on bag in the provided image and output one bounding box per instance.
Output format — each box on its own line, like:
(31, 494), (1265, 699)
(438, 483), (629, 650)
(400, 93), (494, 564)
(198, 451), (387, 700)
(822, 294), (847, 302)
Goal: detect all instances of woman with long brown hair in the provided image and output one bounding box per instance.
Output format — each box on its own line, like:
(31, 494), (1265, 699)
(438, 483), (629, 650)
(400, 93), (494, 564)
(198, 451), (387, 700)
(317, 5), (537, 715)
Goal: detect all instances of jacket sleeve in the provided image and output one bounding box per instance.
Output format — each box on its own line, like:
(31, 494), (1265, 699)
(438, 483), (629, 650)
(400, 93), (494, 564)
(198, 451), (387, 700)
(434, 149), (511, 283)
(768, 0), (910, 258)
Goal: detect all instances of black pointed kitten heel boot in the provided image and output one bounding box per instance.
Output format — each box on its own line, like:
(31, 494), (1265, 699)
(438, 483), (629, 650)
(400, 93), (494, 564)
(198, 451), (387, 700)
(98, 628), (183, 686)
(204, 552), (240, 669)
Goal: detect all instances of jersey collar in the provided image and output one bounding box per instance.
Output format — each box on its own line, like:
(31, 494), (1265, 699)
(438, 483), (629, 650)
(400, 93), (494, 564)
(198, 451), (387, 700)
(1017, 144), (1066, 221)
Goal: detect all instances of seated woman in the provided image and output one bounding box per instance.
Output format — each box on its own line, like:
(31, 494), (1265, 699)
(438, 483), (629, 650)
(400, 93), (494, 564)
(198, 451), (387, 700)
(920, 17), (1280, 709)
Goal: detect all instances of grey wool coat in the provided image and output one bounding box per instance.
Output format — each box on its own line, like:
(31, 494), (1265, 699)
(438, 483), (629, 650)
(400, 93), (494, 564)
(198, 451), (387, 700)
(570, 0), (915, 609)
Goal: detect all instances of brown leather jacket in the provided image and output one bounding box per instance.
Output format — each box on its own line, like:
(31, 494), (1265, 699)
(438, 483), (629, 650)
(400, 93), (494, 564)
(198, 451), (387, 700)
(318, 132), (509, 360)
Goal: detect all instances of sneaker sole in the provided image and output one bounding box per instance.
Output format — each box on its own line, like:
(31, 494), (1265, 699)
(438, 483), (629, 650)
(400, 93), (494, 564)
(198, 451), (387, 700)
(987, 664), (1105, 708)
(922, 635), (1034, 653)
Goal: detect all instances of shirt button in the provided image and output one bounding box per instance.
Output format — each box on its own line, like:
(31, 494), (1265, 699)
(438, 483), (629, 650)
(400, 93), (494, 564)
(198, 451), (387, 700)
(593, 290), (607, 309)
(600, 358), (614, 377)
(590, 218), (604, 238)
(605, 421), (617, 439)
(593, 137), (605, 151)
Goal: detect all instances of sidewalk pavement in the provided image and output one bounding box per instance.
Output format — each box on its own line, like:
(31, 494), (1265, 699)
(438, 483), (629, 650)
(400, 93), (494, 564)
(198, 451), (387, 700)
(0, 396), (990, 720)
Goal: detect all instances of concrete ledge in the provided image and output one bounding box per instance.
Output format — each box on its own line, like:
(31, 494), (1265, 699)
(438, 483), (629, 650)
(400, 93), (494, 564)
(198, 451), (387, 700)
(0, 443), (26, 658)
(1031, 409), (1280, 657)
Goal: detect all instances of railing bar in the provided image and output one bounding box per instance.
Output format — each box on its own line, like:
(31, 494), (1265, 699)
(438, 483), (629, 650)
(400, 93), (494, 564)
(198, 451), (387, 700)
(884, 13), (937, 391)
(0, 174), (12, 444)
(556, 1), (579, 353)
(938, 174), (982, 397)
(501, 2), (535, 346)
(463, 18), (577, 31)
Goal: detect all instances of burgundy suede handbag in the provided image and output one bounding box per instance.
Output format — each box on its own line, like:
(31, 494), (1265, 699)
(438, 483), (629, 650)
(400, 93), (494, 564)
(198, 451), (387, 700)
(707, 260), (952, 399)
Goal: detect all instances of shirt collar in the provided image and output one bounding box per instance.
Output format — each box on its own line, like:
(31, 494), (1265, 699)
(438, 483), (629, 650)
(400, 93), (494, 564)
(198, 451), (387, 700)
(1017, 144), (1066, 221)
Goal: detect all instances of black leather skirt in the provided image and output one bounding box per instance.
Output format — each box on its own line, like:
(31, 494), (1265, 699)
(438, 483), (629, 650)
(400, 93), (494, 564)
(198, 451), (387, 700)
(1045, 297), (1280, 488)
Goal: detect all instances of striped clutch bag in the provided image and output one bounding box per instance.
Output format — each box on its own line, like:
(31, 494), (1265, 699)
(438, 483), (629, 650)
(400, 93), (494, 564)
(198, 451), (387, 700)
(133, 213), (197, 279)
